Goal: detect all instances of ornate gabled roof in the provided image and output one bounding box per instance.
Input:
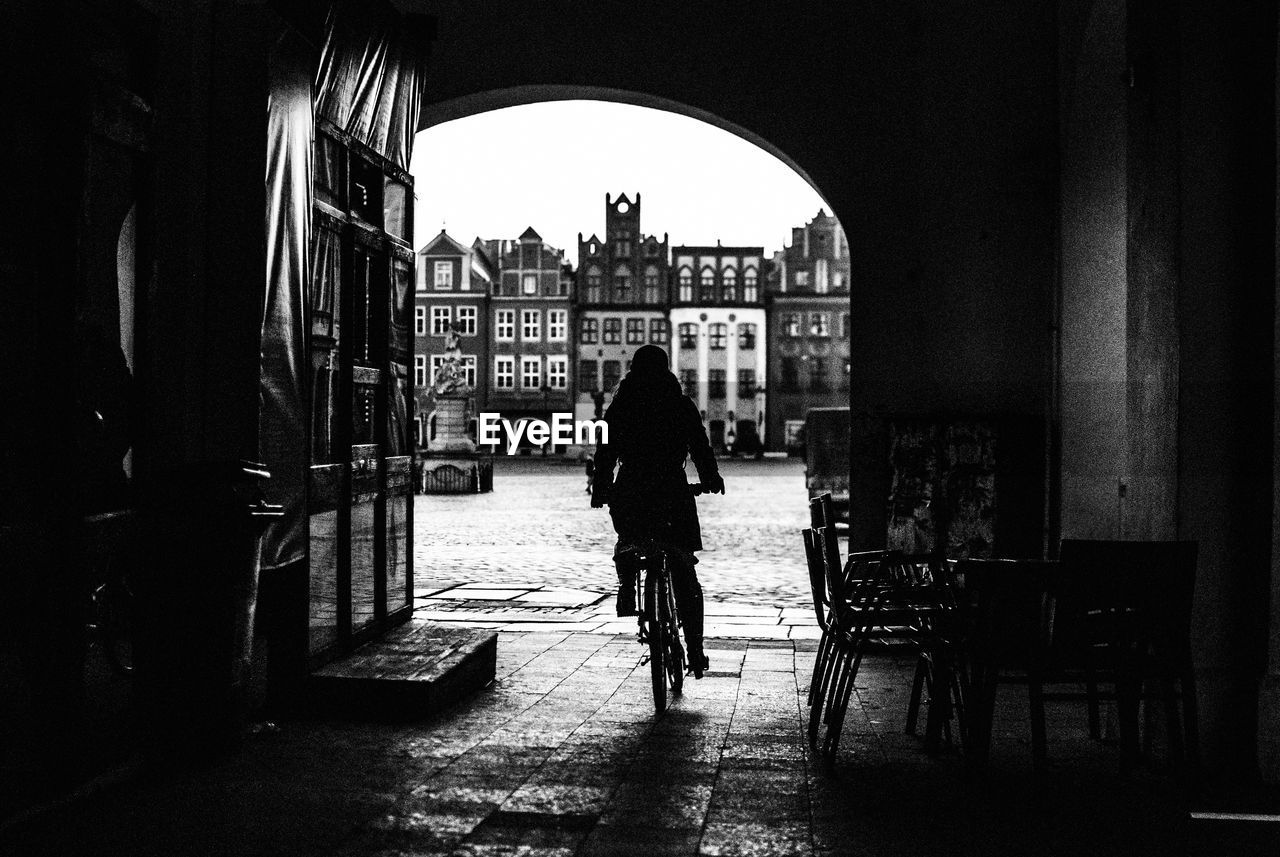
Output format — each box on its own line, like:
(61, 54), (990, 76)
(519, 226), (542, 242)
(419, 229), (470, 257)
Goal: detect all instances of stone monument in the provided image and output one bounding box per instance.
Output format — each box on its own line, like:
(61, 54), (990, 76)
(420, 327), (493, 493)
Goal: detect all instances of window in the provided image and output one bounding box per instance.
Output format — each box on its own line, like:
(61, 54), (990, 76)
(626, 318), (645, 344)
(603, 318), (622, 344)
(522, 309), (540, 341)
(721, 268), (737, 302)
(708, 323), (728, 350)
(603, 360), (622, 392)
(815, 259), (830, 294)
(434, 260), (453, 289)
(678, 323), (698, 349)
(496, 309), (515, 341)
(645, 241), (659, 257)
(679, 369), (698, 393)
(738, 369), (756, 398)
(783, 313), (801, 338)
(431, 306), (451, 336)
(743, 268), (758, 302)
(548, 309), (567, 340)
(810, 312), (830, 337)
(580, 317), (598, 344)
(521, 356), (541, 390)
(833, 272), (846, 290)
(547, 356), (568, 389)
(781, 356), (801, 391)
(643, 266), (661, 303)
(414, 355), (427, 388)
(738, 323), (757, 350)
(414, 306), (426, 336)
(678, 269), (693, 302)
(579, 360), (598, 392)
(616, 239), (631, 257)
(810, 359), (829, 390)
(455, 305), (477, 336)
(795, 271), (811, 288)
(459, 356), (477, 388)
(585, 266), (603, 303)
(699, 268), (715, 302)
(522, 274), (538, 295)
(708, 369), (726, 399)
(614, 265), (632, 301)
(650, 318), (669, 344)
(841, 313), (850, 339)
(495, 356), (514, 390)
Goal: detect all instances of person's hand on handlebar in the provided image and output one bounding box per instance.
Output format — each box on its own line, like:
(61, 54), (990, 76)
(703, 473), (725, 495)
(590, 484), (608, 508)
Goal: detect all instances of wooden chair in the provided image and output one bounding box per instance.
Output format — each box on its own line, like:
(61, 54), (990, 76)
(958, 558), (1058, 769)
(1056, 539), (1199, 774)
(963, 542), (1199, 774)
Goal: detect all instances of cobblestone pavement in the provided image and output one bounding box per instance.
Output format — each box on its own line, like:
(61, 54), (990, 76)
(413, 457), (819, 638)
(4, 632), (1256, 857)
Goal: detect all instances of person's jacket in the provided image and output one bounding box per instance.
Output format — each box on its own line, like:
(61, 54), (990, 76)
(591, 372), (719, 552)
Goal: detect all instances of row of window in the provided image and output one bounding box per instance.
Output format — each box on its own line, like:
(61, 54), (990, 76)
(778, 358), (853, 392)
(414, 306), (570, 341)
(493, 355), (568, 391)
(673, 369), (759, 399)
(580, 317), (670, 346)
(673, 323), (757, 350)
(416, 306), (850, 344)
(413, 354), (572, 391)
(674, 268), (760, 304)
(780, 312), (850, 339)
(583, 239), (663, 259)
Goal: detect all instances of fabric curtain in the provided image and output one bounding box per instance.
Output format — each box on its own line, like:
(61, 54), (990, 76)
(314, 0), (430, 169)
(258, 30), (314, 571)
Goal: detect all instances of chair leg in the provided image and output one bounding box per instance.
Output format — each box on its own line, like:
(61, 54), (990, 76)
(905, 650), (929, 736)
(966, 665), (999, 770)
(924, 641), (954, 755)
(1027, 670), (1047, 770)
(823, 635), (868, 766)
(1117, 673), (1142, 773)
(1084, 664), (1102, 740)
(809, 640), (843, 748)
(808, 631), (832, 707)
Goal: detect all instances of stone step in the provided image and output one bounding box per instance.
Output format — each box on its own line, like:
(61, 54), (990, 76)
(309, 622), (496, 720)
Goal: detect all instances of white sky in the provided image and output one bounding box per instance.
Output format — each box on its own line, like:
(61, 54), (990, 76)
(409, 100), (830, 268)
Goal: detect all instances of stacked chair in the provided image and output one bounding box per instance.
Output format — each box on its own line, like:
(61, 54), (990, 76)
(802, 493), (964, 768)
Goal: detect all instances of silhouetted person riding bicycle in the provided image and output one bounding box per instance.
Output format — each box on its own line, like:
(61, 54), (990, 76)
(590, 344), (724, 677)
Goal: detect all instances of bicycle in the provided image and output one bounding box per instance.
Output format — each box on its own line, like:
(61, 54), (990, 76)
(618, 482), (709, 715)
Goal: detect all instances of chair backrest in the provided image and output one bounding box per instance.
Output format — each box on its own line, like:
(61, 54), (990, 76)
(802, 528), (831, 630)
(810, 493), (836, 531)
(1057, 539), (1197, 664)
(958, 558), (1058, 668)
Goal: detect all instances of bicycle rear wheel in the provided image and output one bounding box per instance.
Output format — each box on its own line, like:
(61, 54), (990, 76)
(662, 572), (685, 697)
(646, 571), (668, 714)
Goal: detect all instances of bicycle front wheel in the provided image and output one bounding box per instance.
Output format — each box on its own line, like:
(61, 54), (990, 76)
(646, 571), (668, 714)
(663, 571), (685, 698)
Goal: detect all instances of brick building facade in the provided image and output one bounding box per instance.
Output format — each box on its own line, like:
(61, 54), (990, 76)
(574, 193), (671, 422)
(764, 210), (851, 451)
(415, 230), (492, 446)
(482, 228), (574, 450)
